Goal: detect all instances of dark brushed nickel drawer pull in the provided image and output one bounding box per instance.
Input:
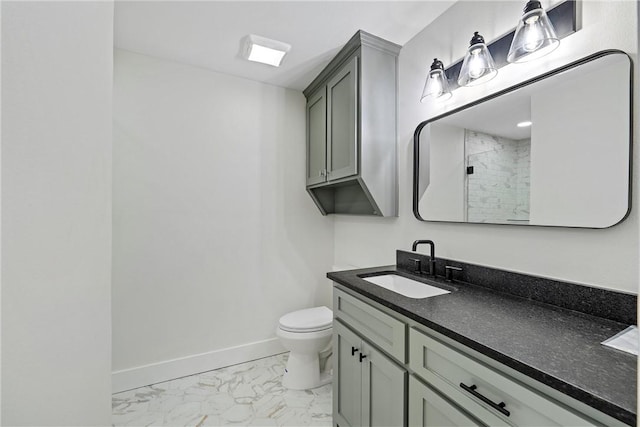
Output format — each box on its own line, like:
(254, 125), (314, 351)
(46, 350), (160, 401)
(460, 382), (510, 417)
(351, 346), (359, 356)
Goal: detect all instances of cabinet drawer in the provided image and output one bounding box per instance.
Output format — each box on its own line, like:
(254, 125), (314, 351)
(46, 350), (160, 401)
(334, 288), (406, 362)
(409, 375), (482, 427)
(409, 328), (597, 427)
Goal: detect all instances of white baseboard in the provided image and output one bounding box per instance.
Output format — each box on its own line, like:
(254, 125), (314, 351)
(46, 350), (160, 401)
(112, 338), (286, 393)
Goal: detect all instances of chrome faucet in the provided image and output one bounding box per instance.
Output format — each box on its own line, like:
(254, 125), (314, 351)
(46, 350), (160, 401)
(412, 240), (436, 276)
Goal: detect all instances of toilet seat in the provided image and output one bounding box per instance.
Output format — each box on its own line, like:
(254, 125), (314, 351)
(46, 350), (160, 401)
(278, 306), (332, 333)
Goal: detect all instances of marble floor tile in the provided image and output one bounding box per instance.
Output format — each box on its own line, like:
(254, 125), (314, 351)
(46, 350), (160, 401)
(112, 353), (332, 427)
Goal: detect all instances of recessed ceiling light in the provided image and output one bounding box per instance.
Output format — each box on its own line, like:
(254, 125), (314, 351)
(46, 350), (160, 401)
(517, 120), (533, 127)
(241, 34), (291, 67)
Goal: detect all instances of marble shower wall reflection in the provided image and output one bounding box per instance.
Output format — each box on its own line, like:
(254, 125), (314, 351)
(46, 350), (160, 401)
(465, 130), (531, 224)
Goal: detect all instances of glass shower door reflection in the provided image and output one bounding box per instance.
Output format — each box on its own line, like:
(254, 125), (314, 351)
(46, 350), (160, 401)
(466, 145), (530, 224)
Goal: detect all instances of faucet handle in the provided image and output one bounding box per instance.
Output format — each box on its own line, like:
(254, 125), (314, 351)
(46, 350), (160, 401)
(408, 258), (422, 274)
(445, 265), (463, 282)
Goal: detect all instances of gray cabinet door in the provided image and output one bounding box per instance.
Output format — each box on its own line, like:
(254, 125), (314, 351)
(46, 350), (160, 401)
(409, 376), (481, 427)
(361, 342), (406, 427)
(334, 320), (363, 427)
(306, 88), (327, 186)
(326, 56), (358, 181)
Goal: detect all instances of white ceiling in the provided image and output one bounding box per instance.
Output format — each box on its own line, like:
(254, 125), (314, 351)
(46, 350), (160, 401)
(441, 94), (532, 140)
(114, 1), (455, 90)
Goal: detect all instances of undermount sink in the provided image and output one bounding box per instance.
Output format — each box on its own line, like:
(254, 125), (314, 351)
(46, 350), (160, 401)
(361, 274), (451, 299)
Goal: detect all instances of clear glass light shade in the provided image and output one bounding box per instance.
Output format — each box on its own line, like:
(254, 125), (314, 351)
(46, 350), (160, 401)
(421, 69), (452, 102)
(458, 43), (498, 87)
(507, 7), (559, 63)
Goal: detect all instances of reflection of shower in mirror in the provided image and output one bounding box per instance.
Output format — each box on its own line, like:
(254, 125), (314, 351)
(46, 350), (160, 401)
(464, 130), (531, 224)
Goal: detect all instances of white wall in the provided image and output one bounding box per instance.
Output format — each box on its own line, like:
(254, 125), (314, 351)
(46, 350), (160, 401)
(1, 2), (113, 425)
(112, 50), (334, 389)
(1, 3), (4, 422)
(334, 0), (639, 293)
(418, 123), (465, 221)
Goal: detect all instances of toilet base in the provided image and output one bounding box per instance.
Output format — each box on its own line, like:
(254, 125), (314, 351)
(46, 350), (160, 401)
(282, 352), (332, 390)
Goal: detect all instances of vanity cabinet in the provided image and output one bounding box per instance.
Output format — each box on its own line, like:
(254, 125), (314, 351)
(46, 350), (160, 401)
(333, 288), (406, 426)
(409, 328), (597, 427)
(304, 30), (400, 216)
(409, 375), (482, 427)
(333, 286), (406, 362)
(333, 320), (406, 427)
(332, 285), (618, 427)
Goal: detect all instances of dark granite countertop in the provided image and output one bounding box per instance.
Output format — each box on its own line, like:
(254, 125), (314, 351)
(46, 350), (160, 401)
(328, 265), (637, 426)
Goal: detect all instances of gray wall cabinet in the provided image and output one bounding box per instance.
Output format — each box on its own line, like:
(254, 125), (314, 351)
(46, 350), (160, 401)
(333, 285), (627, 427)
(304, 31), (400, 216)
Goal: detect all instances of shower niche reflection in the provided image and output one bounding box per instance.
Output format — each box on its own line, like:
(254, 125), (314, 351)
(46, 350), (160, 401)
(414, 50), (632, 228)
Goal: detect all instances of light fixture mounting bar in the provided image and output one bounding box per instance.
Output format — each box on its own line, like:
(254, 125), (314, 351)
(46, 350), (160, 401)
(444, 0), (577, 90)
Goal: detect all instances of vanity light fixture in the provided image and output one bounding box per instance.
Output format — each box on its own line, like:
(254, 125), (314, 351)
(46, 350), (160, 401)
(507, 0), (560, 63)
(420, 58), (452, 102)
(418, 1), (576, 102)
(241, 34), (291, 67)
(458, 32), (498, 87)
(517, 120), (533, 127)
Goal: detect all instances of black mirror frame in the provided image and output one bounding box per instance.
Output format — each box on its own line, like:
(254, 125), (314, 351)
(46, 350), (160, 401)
(413, 49), (634, 229)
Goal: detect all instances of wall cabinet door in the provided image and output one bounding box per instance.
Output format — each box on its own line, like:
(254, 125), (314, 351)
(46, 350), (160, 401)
(306, 88), (327, 186)
(334, 320), (406, 427)
(409, 376), (482, 427)
(326, 56), (358, 181)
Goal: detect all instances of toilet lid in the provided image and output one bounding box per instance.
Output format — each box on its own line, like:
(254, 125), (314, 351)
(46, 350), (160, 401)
(279, 306), (333, 332)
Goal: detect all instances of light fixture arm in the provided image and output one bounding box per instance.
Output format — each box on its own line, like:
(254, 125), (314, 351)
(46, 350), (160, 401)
(469, 31), (485, 46)
(430, 58), (445, 72)
(523, 0), (543, 14)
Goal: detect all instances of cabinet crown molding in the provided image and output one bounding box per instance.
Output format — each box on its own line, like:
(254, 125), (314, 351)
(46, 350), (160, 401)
(303, 30), (401, 98)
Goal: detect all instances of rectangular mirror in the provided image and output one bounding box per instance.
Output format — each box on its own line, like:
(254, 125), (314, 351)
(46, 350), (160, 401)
(414, 51), (632, 228)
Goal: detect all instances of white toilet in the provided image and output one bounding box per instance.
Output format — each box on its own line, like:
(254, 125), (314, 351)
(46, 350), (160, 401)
(277, 306), (333, 390)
